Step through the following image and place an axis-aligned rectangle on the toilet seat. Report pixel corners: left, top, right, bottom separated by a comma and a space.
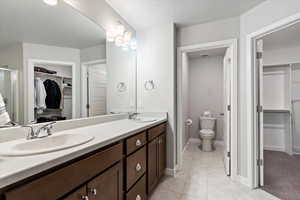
199, 129, 214, 137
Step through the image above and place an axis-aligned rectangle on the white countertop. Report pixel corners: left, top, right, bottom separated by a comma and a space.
0, 117, 167, 189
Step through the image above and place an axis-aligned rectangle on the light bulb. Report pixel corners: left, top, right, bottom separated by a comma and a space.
107, 30, 115, 42
106, 25, 117, 42
116, 24, 125, 36
43, 0, 58, 6
115, 36, 124, 47
123, 31, 132, 43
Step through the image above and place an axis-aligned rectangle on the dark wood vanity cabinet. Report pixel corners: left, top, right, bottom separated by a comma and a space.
158, 134, 167, 179
62, 186, 87, 200
147, 137, 158, 193
63, 162, 123, 200
147, 124, 167, 194
2, 122, 167, 200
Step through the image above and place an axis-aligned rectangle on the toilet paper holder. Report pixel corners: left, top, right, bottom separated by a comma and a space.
185, 119, 193, 126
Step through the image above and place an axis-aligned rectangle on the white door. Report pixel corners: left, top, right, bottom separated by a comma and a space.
87, 63, 107, 116
223, 47, 232, 176
256, 39, 264, 186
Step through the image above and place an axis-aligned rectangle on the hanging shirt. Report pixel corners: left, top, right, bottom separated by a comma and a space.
34, 78, 47, 112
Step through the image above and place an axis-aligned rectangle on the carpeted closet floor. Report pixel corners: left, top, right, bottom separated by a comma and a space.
263, 150, 300, 200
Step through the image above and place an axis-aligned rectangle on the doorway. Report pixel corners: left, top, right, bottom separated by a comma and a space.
253, 19, 300, 200
177, 39, 238, 179
81, 59, 107, 117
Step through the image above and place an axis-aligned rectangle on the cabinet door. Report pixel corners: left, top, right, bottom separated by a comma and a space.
87, 162, 123, 200
147, 138, 158, 194
62, 186, 87, 200
158, 134, 167, 178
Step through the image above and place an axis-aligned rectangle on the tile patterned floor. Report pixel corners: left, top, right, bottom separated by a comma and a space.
149, 141, 280, 200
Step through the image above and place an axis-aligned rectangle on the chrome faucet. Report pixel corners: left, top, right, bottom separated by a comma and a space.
23, 122, 56, 140
128, 112, 139, 120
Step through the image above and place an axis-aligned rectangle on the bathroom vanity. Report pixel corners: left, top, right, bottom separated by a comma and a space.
0, 120, 167, 200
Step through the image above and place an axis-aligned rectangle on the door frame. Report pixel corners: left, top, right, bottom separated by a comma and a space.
27, 59, 76, 123
177, 39, 238, 180
81, 59, 106, 117
246, 12, 300, 188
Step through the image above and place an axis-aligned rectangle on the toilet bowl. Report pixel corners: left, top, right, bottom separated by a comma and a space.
199, 112, 216, 152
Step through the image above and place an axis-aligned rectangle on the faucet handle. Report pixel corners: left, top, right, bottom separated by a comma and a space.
42, 122, 56, 135
22, 125, 36, 139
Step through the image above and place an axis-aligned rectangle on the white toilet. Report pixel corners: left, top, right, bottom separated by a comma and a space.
199, 111, 216, 152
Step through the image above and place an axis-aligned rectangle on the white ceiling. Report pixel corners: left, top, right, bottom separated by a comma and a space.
263, 22, 300, 50
106, 0, 265, 30
0, 0, 106, 50
188, 48, 226, 59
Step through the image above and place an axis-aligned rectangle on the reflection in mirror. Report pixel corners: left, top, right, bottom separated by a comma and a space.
0, 0, 136, 126
0, 68, 18, 127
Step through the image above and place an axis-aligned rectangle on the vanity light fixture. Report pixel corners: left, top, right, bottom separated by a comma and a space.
106, 23, 136, 51
43, 0, 58, 6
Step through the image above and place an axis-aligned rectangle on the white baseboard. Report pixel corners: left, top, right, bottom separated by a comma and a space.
165, 168, 176, 176
293, 146, 300, 153
264, 146, 284, 152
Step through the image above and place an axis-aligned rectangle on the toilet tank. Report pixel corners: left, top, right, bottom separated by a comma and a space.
200, 117, 216, 129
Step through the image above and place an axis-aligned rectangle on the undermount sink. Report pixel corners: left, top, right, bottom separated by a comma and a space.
0, 133, 94, 156
133, 117, 158, 123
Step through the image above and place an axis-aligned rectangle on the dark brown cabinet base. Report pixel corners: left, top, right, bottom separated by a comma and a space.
1, 122, 167, 200
147, 124, 167, 195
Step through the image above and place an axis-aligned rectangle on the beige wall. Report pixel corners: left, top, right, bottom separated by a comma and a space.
137, 23, 176, 169
188, 55, 224, 140
177, 17, 240, 47
239, 0, 300, 180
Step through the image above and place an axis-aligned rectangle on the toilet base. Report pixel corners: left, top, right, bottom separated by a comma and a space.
202, 139, 213, 152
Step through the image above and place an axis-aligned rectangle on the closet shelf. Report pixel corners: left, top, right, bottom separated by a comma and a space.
35, 71, 72, 79
263, 64, 290, 68
263, 108, 290, 113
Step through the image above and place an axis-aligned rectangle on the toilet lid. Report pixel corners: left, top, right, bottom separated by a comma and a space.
200, 129, 214, 136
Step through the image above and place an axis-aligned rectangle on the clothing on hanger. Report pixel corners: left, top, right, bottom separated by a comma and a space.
43, 79, 62, 109
34, 77, 47, 114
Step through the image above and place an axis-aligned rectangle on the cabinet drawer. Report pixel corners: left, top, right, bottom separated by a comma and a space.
126, 146, 146, 190
148, 123, 166, 141
126, 131, 146, 155
126, 175, 146, 200
5, 143, 123, 200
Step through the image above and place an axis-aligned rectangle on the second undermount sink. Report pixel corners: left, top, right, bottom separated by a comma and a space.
133, 117, 158, 123
0, 133, 94, 156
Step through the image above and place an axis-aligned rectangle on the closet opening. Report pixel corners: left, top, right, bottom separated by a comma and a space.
28, 59, 76, 124
177, 39, 238, 179
254, 20, 300, 199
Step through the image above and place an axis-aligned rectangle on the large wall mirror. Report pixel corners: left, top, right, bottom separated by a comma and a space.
0, 0, 137, 126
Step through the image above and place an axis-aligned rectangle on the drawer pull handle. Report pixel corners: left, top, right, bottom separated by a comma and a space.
136, 163, 142, 172
136, 139, 142, 146
89, 188, 97, 196
81, 195, 89, 200
136, 194, 142, 200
